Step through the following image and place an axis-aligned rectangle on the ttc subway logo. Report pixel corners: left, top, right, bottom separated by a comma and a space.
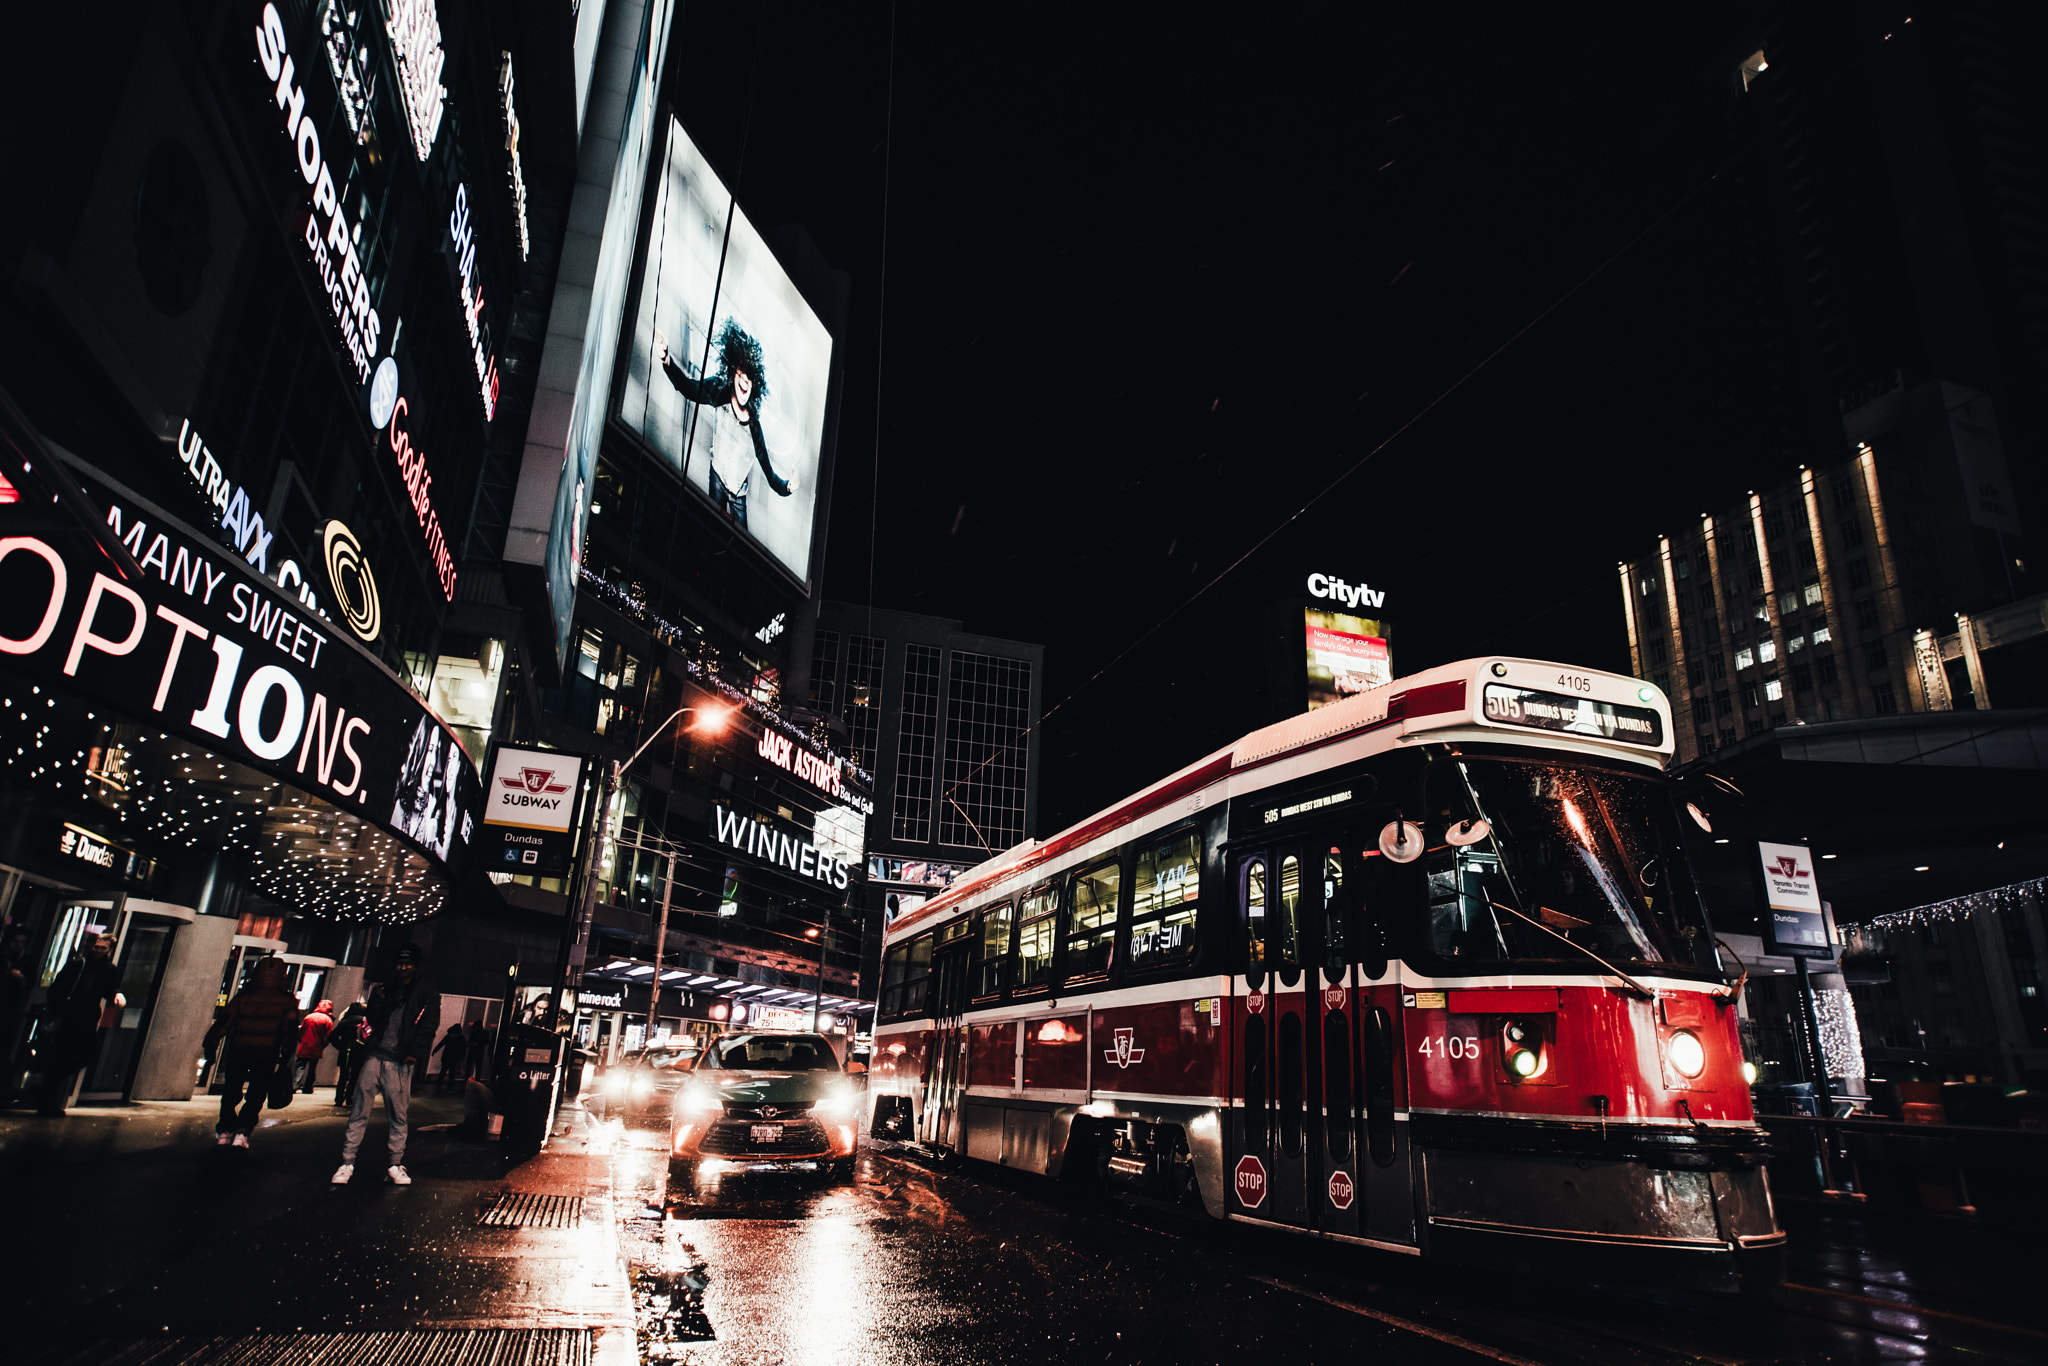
1771, 855, 1811, 880
503, 767, 571, 795
1103, 1027, 1146, 1069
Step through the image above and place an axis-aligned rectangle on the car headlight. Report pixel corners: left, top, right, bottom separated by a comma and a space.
679, 1084, 722, 1116
1667, 1030, 1706, 1079
816, 1084, 857, 1119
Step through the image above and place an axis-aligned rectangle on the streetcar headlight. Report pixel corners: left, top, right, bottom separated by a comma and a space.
1741, 1060, 1758, 1085
1667, 1030, 1706, 1079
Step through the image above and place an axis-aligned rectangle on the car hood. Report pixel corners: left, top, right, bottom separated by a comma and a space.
696, 1070, 841, 1107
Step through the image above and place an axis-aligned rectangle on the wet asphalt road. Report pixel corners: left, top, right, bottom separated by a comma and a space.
607, 1116, 2048, 1366
4, 1096, 2043, 1364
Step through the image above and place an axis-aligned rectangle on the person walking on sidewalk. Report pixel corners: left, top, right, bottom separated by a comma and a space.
431, 1023, 466, 1093
330, 1000, 369, 1109
294, 999, 334, 1093
332, 946, 437, 1186
0, 922, 35, 1107
202, 956, 301, 1147
31, 932, 123, 1115
465, 1021, 491, 1084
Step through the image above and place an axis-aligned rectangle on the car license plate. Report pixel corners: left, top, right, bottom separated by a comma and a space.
750, 1124, 783, 1143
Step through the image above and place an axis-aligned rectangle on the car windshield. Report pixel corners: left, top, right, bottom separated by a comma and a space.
706, 1034, 839, 1071
1424, 756, 1720, 975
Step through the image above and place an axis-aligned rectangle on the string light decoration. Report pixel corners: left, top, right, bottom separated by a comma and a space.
1811, 986, 1866, 1086
1866, 876, 2047, 935
0, 689, 449, 924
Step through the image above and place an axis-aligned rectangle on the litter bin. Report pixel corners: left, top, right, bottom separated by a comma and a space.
500, 1024, 563, 1151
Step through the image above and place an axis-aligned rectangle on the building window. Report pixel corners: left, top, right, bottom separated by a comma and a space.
1714, 690, 1732, 717
841, 634, 884, 766
1872, 680, 1897, 713
1817, 654, 1838, 685
1764, 507, 1784, 539
1855, 599, 1879, 632
1793, 662, 1813, 693
1764, 676, 1783, 702
1843, 520, 1864, 549
1130, 830, 1201, 971
1688, 661, 1707, 687
940, 651, 1033, 850
973, 902, 1013, 1000
1676, 559, 1691, 581
892, 644, 943, 842
1735, 646, 1754, 671
1699, 732, 1717, 754
1015, 885, 1058, 991
1649, 639, 1667, 666
1063, 861, 1121, 983
1638, 575, 1658, 598
1743, 683, 1759, 709
1788, 634, 1805, 654
1758, 638, 1777, 663
1803, 581, 1823, 606
1693, 698, 1711, 725
1753, 597, 1770, 622
1866, 640, 1887, 669
809, 630, 840, 712
1813, 624, 1832, 644
1719, 728, 1737, 748
1653, 672, 1671, 695
1704, 614, 1720, 643
1832, 477, 1855, 511
1710, 652, 1726, 680
1776, 589, 1799, 616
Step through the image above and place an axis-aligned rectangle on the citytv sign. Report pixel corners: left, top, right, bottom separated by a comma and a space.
1306, 573, 1386, 610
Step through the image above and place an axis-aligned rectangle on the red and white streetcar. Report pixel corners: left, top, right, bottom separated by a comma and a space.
867, 657, 1783, 1283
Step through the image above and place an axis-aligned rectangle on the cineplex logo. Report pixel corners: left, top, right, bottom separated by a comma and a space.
0, 510, 372, 803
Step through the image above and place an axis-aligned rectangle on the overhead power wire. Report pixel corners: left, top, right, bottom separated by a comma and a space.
865, 0, 899, 649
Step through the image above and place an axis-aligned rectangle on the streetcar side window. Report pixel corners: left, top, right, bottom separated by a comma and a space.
973, 902, 1013, 1001
880, 942, 910, 1017
1275, 854, 1303, 981
1063, 860, 1122, 984
1245, 859, 1268, 984
1320, 845, 1345, 976
1130, 831, 1200, 972
900, 934, 935, 1014
1016, 885, 1058, 992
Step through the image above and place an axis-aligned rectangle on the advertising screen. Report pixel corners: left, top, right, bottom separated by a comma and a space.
1305, 609, 1391, 710
542, 0, 674, 672
615, 119, 834, 584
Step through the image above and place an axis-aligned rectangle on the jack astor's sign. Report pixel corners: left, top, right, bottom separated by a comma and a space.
0, 457, 480, 875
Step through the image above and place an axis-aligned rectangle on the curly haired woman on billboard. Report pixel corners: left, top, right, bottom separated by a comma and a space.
654, 319, 796, 528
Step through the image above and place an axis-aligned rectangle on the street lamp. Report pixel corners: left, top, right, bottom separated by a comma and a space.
555, 703, 731, 1020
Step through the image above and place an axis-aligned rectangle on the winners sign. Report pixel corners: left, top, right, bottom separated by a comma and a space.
481, 745, 584, 876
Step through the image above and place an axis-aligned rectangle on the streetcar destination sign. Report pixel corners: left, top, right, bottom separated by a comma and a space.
1480, 683, 1663, 748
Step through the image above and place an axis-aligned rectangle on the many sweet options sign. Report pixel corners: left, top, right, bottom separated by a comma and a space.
0, 462, 479, 876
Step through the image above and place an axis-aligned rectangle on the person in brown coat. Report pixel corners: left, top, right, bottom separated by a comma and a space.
203, 956, 301, 1147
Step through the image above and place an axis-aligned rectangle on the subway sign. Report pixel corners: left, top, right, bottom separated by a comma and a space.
0, 460, 480, 874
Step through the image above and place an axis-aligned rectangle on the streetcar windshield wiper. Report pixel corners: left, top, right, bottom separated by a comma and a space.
1488, 900, 1656, 1000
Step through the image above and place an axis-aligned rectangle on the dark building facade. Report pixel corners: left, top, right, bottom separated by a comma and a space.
811, 604, 1043, 988
0, 0, 600, 1099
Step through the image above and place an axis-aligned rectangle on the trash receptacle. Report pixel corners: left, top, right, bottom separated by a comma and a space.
500, 1024, 562, 1151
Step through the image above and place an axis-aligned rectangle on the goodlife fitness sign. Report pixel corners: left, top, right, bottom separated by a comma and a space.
480, 745, 583, 876
0, 459, 479, 875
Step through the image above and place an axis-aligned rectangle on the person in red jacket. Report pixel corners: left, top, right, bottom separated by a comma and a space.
203, 956, 301, 1147
295, 999, 334, 1094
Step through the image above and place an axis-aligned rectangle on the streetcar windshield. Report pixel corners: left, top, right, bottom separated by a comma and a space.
1425, 757, 1719, 975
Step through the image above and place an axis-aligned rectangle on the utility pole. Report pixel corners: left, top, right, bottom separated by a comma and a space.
809, 920, 829, 1033
649, 848, 677, 1042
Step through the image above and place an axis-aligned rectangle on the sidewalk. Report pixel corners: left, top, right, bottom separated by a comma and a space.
2, 1092, 633, 1365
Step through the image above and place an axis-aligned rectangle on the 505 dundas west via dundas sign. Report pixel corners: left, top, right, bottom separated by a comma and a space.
0, 460, 481, 875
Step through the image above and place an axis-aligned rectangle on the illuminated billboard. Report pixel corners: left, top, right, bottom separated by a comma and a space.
1305, 609, 1391, 710
615, 119, 835, 585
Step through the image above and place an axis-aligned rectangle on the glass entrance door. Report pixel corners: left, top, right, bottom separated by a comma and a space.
80, 922, 175, 1100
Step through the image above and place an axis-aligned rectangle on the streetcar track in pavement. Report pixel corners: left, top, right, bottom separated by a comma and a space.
1782, 1281, 2048, 1340
1250, 1274, 1556, 1366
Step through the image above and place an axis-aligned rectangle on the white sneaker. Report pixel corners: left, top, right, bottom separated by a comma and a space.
231, 1133, 250, 1149
331, 1163, 354, 1185
215, 1132, 233, 1146
386, 1165, 412, 1185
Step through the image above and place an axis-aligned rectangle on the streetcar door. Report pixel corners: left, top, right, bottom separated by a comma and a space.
1231, 847, 1312, 1226
922, 927, 973, 1149
1312, 841, 1361, 1236
1354, 827, 1418, 1246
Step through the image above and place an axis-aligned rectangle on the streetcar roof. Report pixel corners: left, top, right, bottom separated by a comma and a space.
885, 657, 1671, 941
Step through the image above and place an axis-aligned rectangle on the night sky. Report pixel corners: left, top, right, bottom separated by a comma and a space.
668, 2, 1802, 833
